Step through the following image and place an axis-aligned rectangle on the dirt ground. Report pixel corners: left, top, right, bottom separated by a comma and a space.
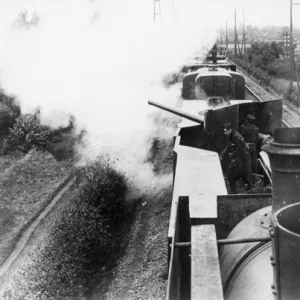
0, 150, 72, 268
88, 131, 175, 300
89, 184, 173, 300
0, 177, 76, 297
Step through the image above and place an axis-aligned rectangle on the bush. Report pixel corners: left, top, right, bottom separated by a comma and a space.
0, 92, 21, 135
3, 112, 85, 161
10, 157, 128, 300
0, 92, 21, 119
283, 82, 300, 107
229, 55, 272, 86
78, 157, 128, 231
3, 112, 52, 153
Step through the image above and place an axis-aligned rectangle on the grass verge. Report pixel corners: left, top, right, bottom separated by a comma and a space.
0, 149, 73, 267
2, 156, 129, 300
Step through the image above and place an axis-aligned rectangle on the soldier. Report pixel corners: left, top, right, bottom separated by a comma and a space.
239, 114, 259, 173
220, 122, 253, 194
211, 44, 218, 64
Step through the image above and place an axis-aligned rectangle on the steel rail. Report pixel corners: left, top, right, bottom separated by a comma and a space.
228, 58, 291, 128
245, 84, 264, 102
230, 61, 291, 128
282, 119, 291, 128
245, 85, 290, 128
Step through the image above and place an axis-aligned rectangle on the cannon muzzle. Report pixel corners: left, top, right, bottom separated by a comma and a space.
148, 100, 204, 124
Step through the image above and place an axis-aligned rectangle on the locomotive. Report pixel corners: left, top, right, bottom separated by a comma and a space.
148, 56, 299, 299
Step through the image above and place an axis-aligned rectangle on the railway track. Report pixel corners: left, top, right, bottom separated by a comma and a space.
227, 58, 291, 128
245, 84, 290, 128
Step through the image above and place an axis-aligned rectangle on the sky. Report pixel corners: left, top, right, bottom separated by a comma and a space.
174, 0, 293, 28
0, 0, 294, 139
0, 0, 295, 29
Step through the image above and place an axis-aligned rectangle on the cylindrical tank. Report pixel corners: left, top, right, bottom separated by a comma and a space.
262, 127, 300, 214
220, 207, 273, 300
272, 202, 300, 300
221, 128, 300, 299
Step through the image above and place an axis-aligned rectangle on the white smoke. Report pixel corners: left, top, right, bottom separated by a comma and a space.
0, 0, 217, 196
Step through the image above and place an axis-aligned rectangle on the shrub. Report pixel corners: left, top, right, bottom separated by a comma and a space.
283, 82, 300, 107
0, 92, 21, 119
3, 112, 52, 153
0, 92, 21, 136
3, 112, 85, 161
10, 157, 128, 300
229, 55, 272, 86
46, 117, 86, 161
78, 157, 128, 231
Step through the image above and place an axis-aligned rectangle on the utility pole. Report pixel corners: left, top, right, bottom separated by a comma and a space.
220, 27, 223, 45
290, 0, 300, 101
290, 0, 294, 78
234, 7, 237, 56
226, 22, 228, 50
243, 9, 246, 56
154, 0, 161, 22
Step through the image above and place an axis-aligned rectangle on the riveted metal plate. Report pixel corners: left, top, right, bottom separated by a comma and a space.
260, 211, 272, 229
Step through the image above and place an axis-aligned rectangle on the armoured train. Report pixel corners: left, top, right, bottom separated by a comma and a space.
148, 56, 300, 299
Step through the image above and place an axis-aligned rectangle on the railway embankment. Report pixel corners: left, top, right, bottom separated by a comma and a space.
0, 150, 74, 296
0, 91, 177, 299
229, 57, 300, 127
89, 184, 172, 300
0, 153, 134, 300
88, 130, 175, 300
0, 150, 74, 269
0, 137, 175, 299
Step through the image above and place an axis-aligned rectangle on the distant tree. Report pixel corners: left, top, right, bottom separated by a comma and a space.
270, 41, 283, 59
281, 26, 289, 36
247, 41, 283, 69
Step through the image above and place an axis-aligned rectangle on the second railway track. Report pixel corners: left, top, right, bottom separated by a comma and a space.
228, 58, 292, 127
245, 84, 290, 128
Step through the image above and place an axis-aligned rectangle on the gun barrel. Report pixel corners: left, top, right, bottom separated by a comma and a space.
148, 100, 204, 124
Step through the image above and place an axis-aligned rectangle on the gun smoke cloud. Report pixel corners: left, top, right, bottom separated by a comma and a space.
0, 0, 217, 197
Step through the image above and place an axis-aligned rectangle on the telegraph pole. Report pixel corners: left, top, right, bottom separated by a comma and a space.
234, 7, 237, 56
226, 22, 228, 50
243, 9, 246, 56
220, 27, 223, 45
154, 0, 161, 22
290, 0, 294, 78
290, 0, 300, 99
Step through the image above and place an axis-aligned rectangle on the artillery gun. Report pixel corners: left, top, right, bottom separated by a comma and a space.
148, 98, 300, 300
149, 98, 281, 167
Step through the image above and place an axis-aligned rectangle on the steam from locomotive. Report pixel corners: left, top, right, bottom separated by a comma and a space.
0, 0, 217, 194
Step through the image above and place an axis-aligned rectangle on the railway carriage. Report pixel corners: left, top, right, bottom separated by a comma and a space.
148, 54, 299, 299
